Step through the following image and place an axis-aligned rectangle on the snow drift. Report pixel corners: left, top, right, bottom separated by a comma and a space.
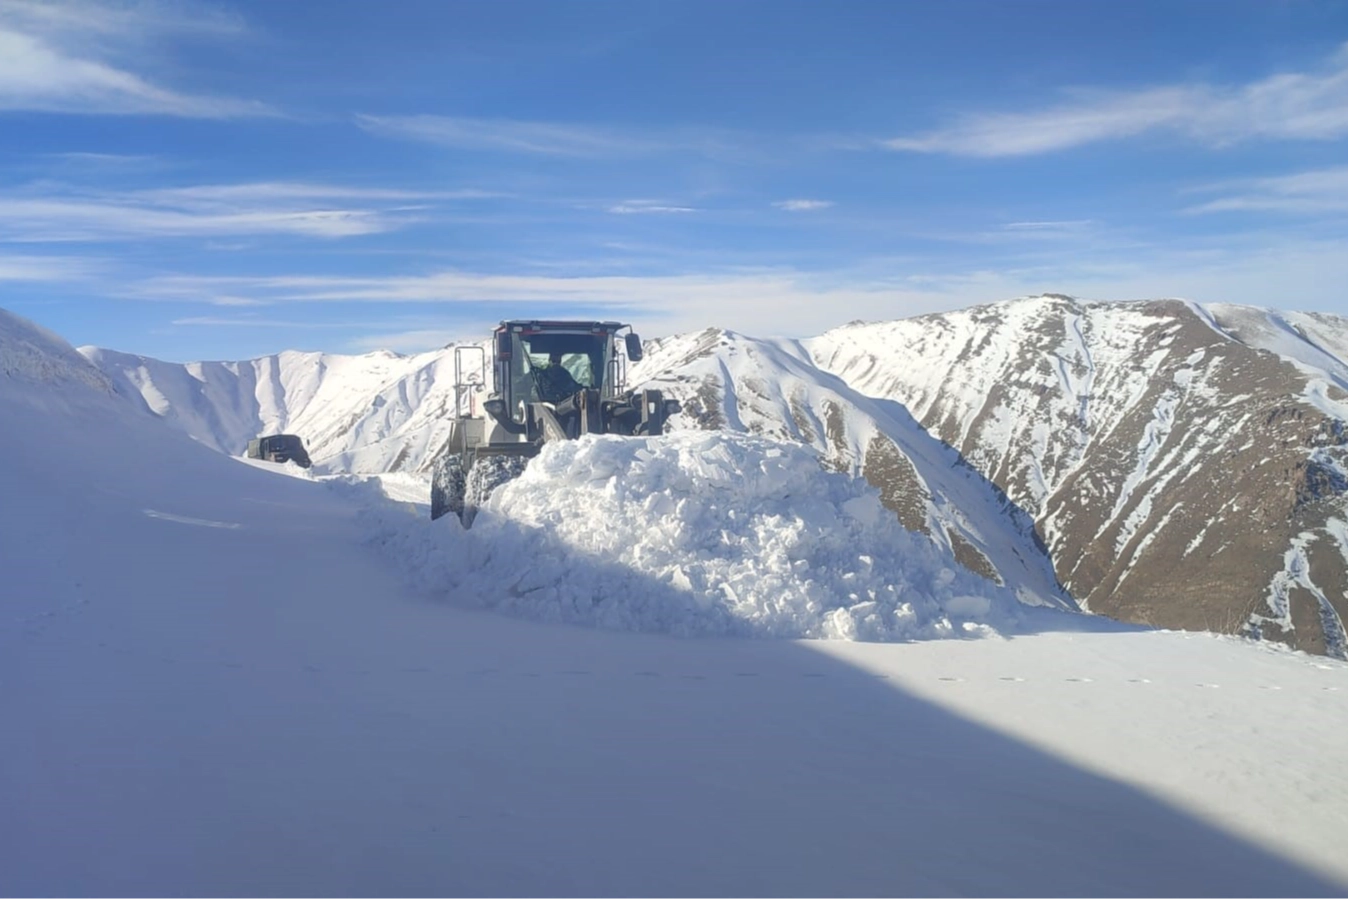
367, 431, 1059, 640
2, 308, 117, 400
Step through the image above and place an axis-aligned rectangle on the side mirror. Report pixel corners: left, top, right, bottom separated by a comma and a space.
625, 332, 643, 362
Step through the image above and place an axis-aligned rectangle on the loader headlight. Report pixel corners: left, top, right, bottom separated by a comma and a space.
483, 398, 506, 418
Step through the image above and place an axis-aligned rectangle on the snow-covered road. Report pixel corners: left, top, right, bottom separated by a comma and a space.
7, 540, 1347, 896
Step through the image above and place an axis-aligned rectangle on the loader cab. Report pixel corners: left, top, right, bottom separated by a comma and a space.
433, 318, 675, 523
491, 321, 636, 423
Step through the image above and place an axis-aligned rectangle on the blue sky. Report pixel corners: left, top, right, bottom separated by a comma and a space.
1, 0, 1347, 361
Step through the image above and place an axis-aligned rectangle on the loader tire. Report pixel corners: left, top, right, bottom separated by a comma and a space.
430, 451, 467, 522
461, 454, 530, 528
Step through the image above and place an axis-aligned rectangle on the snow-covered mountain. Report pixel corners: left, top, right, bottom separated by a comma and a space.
79, 344, 471, 474
80, 295, 1348, 656
809, 295, 1348, 657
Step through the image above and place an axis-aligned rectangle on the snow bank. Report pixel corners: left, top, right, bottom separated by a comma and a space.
1, 308, 117, 400
368, 431, 1030, 640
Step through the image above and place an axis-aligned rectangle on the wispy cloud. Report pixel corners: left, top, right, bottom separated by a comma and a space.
354, 114, 658, 157
0, 199, 398, 240
130, 268, 979, 342
0, 0, 245, 38
41, 151, 164, 168
206, 295, 268, 307
0, 0, 273, 117
124, 226, 1348, 351
985, 220, 1103, 243
354, 113, 753, 160
136, 268, 877, 307
772, 199, 833, 212
347, 328, 478, 354
171, 316, 370, 328
0, 252, 98, 280
606, 200, 696, 215
138, 183, 501, 204
885, 42, 1348, 157
1183, 166, 1348, 215
1002, 220, 1094, 231
0, 181, 477, 241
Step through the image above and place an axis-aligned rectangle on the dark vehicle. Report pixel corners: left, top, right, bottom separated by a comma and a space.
431, 320, 679, 526
246, 434, 312, 468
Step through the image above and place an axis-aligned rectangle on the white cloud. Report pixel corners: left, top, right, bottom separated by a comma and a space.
885, 42, 1348, 156
124, 229, 1348, 350
138, 183, 500, 204
129, 268, 1016, 341
169, 312, 481, 352
607, 200, 696, 215
171, 316, 368, 328
0, 181, 467, 241
353, 113, 753, 160
354, 114, 657, 157
0, 0, 272, 117
42, 151, 163, 168
0, 198, 398, 239
973, 220, 1103, 244
347, 328, 481, 353
0, 0, 245, 38
772, 199, 834, 212
1049, 237, 1348, 313
0, 252, 98, 280
1002, 220, 1094, 231
1184, 166, 1348, 215
206, 295, 268, 307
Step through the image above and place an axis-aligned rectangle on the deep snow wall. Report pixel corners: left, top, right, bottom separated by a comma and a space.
362, 431, 1074, 639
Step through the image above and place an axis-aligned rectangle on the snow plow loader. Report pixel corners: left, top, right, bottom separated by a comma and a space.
246, 433, 312, 468
430, 320, 680, 526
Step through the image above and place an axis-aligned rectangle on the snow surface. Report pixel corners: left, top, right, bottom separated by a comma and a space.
364, 430, 1058, 640
6, 306, 1348, 896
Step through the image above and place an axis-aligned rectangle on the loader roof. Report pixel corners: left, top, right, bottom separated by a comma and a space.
497, 319, 628, 332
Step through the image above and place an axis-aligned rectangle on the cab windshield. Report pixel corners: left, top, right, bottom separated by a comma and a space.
522, 334, 603, 389
503, 330, 613, 407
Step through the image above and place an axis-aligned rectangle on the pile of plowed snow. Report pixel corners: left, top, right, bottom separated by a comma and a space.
369, 431, 1035, 640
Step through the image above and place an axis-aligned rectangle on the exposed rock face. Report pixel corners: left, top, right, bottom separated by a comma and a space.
809, 296, 1348, 657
